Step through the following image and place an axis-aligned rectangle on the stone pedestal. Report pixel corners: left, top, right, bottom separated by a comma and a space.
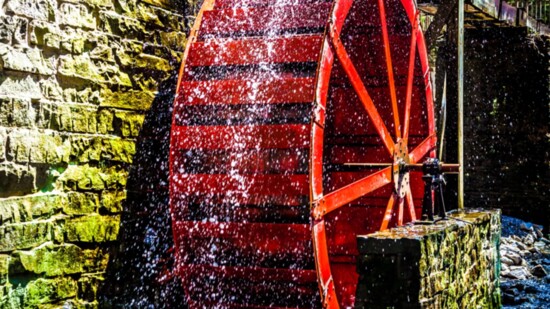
356, 209, 501, 308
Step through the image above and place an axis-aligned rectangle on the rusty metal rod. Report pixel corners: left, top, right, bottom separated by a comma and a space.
343, 163, 460, 173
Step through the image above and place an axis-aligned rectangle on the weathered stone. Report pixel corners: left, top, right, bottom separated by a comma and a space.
133, 3, 165, 27
97, 109, 114, 134
62, 87, 100, 104
0, 44, 54, 75
101, 166, 128, 189
13, 98, 36, 127
100, 88, 155, 110
0, 255, 8, 285
531, 264, 547, 277
24, 277, 78, 306
0, 16, 28, 46
507, 251, 523, 265
69, 136, 101, 162
99, 11, 147, 38
59, 3, 96, 30
0, 0, 186, 304
78, 274, 103, 302
57, 165, 105, 191
15, 242, 84, 277
29, 20, 62, 49
68, 136, 135, 163
64, 192, 98, 215
0, 98, 38, 128
82, 248, 109, 272
100, 191, 125, 213
121, 39, 143, 54
81, 0, 113, 7
7, 130, 70, 164
0, 194, 64, 224
0, 74, 43, 100
159, 31, 186, 51
356, 210, 501, 308
524, 234, 535, 246
140, 0, 172, 8
39, 78, 63, 102
71, 105, 98, 133
0, 16, 14, 44
57, 54, 104, 84
0, 162, 36, 197
0, 221, 51, 252
506, 266, 530, 280
101, 138, 136, 163
1, 285, 25, 308
118, 52, 172, 72
65, 214, 120, 242
0, 127, 6, 161
4, 0, 56, 21
501, 255, 514, 266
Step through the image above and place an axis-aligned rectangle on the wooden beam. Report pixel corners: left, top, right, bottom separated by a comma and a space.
425, 0, 459, 50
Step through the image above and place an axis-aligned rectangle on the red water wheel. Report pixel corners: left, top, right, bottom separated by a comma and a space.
169, 0, 436, 307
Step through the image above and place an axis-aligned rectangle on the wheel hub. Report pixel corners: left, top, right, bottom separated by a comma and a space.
392, 139, 409, 199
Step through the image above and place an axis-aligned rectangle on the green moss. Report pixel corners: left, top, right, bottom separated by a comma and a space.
65, 214, 120, 243
0, 222, 52, 251
15, 242, 84, 277
24, 277, 77, 306
0, 255, 8, 285
63, 192, 98, 215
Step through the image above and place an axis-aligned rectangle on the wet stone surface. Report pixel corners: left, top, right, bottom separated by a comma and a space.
356, 209, 501, 308
500, 216, 550, 308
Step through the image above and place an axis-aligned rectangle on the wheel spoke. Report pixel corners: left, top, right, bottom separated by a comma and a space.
403, 14, 419, 140
397, 197, 404, 225
405, 185, 417, 221
330, 32, 396, 155
380, 194, 395, 231
408, 134, 436, 163
313, 167, 392, 219
378, 0, 401, 139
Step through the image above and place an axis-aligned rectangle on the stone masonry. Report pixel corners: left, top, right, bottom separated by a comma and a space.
356, 209, 501, 308
0, 0, 192, 307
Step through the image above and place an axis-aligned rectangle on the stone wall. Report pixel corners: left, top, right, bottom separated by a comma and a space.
0, 0, 191, 306
356, 209, 501, 308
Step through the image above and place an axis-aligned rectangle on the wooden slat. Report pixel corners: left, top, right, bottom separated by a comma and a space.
187, 35, 323, 67
184, 264, 317, 283
179, 234, 313, 268
176, 220, 310, 240
178, 77, 315, 105
185, 271, 320, 308
172, 174, 309, 196
175, 148, 308, 174
200, 3, 330, 37
172, 124, 310, 150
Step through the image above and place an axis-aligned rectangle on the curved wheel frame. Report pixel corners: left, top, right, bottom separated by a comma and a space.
309, 0, 435, 306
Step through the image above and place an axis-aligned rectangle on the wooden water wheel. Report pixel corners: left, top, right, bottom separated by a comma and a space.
169, 0, 436, 307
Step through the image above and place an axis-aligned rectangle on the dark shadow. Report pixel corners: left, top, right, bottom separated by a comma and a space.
98, 72, 186, 308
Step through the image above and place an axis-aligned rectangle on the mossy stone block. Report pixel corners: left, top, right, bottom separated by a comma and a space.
24, 277, 77, 306
0, 255, 8, 285
65, 214, 120, 242
0, 221, 51, 252
16, 242, 84, 277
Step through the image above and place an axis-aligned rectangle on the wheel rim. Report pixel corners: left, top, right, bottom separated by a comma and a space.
169, 0, 435, 307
